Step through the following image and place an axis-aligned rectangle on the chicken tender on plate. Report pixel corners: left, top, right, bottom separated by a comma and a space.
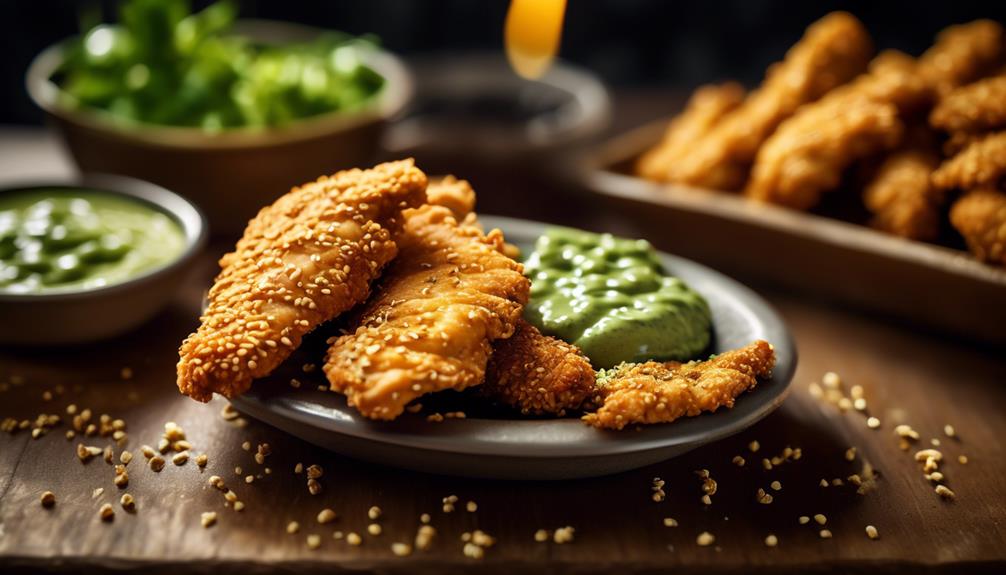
933, 131, 1006, 190
324, 205, 530, 420
426, 175, 476, 220
930, 75, 1006, 134
864, 148, 944, 240
634, 83, 746, 181
482, 320, 596, 416
949, 187, 1006, 265
918, 19, 1004, 97
745, 51, 930, 209
177, 160, 427, 402
660, 12, 872, 191
582, 340, 776, 431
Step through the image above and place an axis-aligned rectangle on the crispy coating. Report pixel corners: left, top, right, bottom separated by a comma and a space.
635, 83, 746, 181
744, 52, 930, 209
583, 340, 775, 430
930, 75, 1006, 134
864, 148, 944, 240
426, 175, 476, 220
918, 20, 1004, 97
949, 188, 1006, 265
177, 160, 427, 402
482, 320, 596, 416
661, 12, 872, 191
324, 205, 530, 420
933, 131, 1006, 190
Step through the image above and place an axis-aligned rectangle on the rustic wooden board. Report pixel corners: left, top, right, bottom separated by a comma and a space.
0, 245, 1003, 574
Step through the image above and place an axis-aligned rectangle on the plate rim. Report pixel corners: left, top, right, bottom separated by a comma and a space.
232, 215, 797, 460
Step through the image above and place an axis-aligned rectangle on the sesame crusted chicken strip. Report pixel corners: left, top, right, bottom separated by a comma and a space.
177, 160, 428, 402
918, 20, 1004, 98
662, 12, 872, 191
426, 175, 476, 220
745, 51, 930, 210
949, 188, 1006, 265
932, 131, 1006, 191
635, 83, 746, 181
583, 340, 775, 431
930, 75, 1006, 134
482, 320, 596, 416
323, 205, 530, 420
864, 148, 944, 241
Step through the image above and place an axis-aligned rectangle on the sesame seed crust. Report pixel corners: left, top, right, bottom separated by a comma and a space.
482, 320, 596, 416
324, 204, 530, 420
583, 340, 776, 430
177, 160, 428, 402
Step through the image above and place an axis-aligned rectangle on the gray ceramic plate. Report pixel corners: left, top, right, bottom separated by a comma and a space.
232, 216, 796, 480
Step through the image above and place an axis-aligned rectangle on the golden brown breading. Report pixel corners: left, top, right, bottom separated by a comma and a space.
177, 160, 427, 402
582, 340, 775, 430
324, 205, 530, 420
943, 131, 981, 156
635, 83, 746, 181
933, 131, 1006, 190
949, 188, 1006, 265
930, 75, 1006, 134
482, 320, 596, 416
426, 175, 476, 220
864, 148, 944, 240
744, 51, 931, 209
918, 20, 1005, 97
661, 12, 872, 191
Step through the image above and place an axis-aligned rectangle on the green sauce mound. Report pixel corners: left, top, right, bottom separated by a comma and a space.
524, 227, 712, 368
0, 189, 186, 294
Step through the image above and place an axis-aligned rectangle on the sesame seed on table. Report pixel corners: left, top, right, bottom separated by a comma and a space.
0, 110, 1005, 574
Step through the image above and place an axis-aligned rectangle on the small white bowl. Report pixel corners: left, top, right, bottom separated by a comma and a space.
0, 174, 207, 345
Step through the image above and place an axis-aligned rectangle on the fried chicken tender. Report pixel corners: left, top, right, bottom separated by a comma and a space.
482, 320, 596, 416
177, 160, 427, 402
426, 175, 476, 220
930, 75, 1006, 134
635, 83, 746, 181
744, 51, 929, 209
864, 148, 944, 240
949, 188, 1006, 265
583, 340, 775, 430
661, 12, 872, 191
323, 205, 530, 420
933, 131, 1006, 190
918, 20, 1005, 97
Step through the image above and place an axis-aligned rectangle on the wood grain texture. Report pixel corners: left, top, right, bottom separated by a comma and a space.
0, 244, 1003, 575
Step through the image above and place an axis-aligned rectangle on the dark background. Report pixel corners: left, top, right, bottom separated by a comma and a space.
3, 0, 1006, 124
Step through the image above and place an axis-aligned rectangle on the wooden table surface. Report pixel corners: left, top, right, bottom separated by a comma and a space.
1, 106, 1004, 574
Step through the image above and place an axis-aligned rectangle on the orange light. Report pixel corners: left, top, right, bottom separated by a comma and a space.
504, 0, 567, 79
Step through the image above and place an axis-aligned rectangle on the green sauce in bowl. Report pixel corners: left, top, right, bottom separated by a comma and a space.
0, 189, 187, 294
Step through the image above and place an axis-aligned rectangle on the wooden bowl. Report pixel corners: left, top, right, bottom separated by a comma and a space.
26, 20, 413, 237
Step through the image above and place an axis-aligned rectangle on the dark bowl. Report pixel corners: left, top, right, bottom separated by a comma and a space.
0, 174, 207, 345
26, 20, 413, 236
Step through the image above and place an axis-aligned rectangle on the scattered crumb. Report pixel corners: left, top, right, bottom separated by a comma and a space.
866, 525, 879, 540
201, 511, 217, 528
696, 531, 715, 546
765, 534, 778, 547
40, 491, 55, 508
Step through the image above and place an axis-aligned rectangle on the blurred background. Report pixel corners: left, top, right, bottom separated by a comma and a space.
4, 0, 1006, 124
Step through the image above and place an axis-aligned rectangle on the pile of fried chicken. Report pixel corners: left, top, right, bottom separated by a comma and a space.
636, 12, 1006, 267
176, 160, 775, 430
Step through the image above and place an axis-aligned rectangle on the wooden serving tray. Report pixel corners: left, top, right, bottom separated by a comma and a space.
577, 120, 1006, 347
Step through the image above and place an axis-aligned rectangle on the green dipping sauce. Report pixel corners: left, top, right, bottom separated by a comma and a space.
523, 227, 712, 368
0, 189, 186, 294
